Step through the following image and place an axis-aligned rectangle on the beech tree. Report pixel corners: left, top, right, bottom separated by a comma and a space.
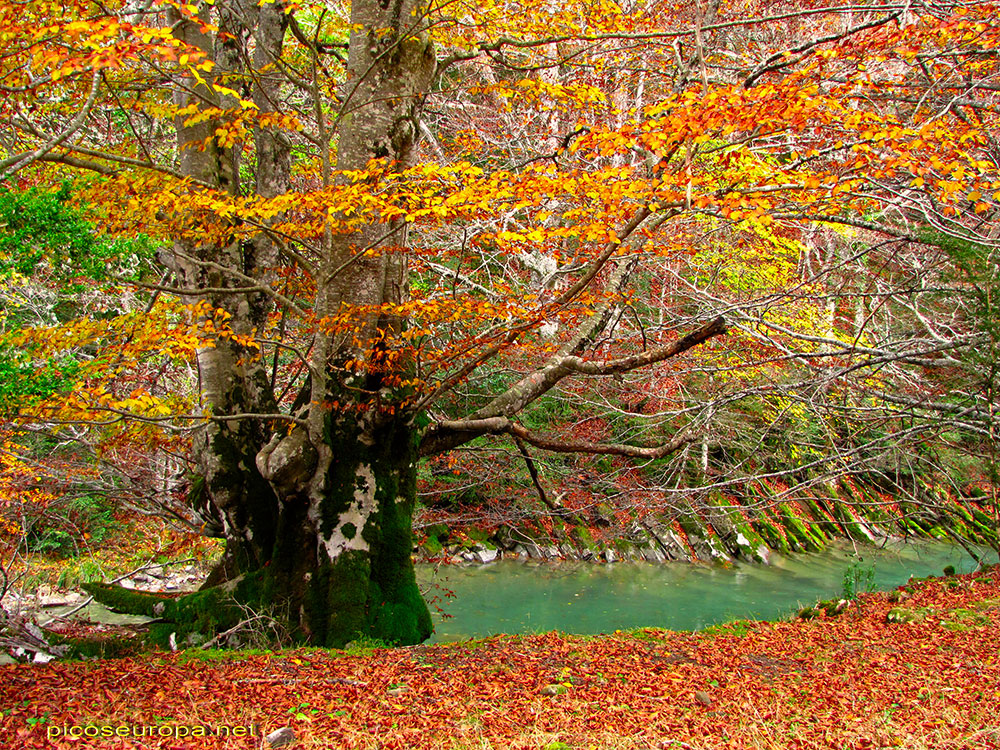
2, 0, 998, 647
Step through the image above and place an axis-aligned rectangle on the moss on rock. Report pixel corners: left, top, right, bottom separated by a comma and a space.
777, 504, 825, 552
751, 515, 789, 554
706, 498, 768, 562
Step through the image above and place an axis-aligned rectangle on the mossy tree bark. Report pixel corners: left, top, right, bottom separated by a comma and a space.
166, 1, 286, 582
256, 0, 436, 646
256, 416, 432, 646
89, 411, 432, 648
146, 0, 435, 647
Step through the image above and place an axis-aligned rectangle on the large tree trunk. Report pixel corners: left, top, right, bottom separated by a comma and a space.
257, 416, 432, 646
167, 1, 283, 582
257, 0, 437, 645
119, 0, 438, 647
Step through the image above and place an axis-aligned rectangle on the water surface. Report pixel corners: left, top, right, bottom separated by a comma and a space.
417, 541, 995, 643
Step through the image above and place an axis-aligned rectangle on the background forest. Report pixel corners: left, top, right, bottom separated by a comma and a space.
0, 0, 999, 651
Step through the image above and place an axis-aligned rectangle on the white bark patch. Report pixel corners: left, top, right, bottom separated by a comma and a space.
318, 464, 377, 558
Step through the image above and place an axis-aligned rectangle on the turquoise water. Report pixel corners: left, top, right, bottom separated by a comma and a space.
416, 541, 996, 643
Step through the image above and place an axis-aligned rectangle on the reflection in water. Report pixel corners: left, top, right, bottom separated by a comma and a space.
417, 540, 996, 643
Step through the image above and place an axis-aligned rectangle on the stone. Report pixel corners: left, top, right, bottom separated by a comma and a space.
695, 690, 712, 707
852, 518, 877, 542
887, 606, 928, 624
39, 592, 83, 608
265, 727, 295, 748
686, 533, 732, 563
706, 537, 732, 561
475, 548, 498, 564
661, 531, 688, 560
641, 546, 666, 563
797, 606, 819, 620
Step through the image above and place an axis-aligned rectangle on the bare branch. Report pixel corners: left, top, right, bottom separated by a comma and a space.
0, 70, 101, 179
425, 415, 698, 459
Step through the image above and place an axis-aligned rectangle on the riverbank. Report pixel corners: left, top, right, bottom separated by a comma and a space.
2, 565, 998, 749
414, 477, 999, 567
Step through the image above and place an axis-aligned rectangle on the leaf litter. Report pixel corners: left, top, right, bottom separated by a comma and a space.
2, 567, 999, 749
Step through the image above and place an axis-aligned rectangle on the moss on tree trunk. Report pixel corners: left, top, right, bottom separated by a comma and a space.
89, 417, 432, 649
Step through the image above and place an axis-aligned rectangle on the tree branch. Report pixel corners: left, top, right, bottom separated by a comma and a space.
419, 316, 725, 456
422, 416, 698, 459
0, 70, 101, 179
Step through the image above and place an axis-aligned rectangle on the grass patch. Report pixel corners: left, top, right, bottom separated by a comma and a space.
702, 619, 755, 638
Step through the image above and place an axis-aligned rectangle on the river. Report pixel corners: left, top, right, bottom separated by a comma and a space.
416, 540, 996, 643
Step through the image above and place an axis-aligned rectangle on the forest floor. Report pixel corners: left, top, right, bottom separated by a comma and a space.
1, 566, 999, 749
